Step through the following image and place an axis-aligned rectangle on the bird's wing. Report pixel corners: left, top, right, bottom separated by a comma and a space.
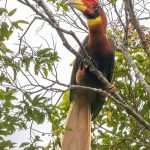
70, 36, 88, 101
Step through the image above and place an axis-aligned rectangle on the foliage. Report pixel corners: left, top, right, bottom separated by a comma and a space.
0, 0, 150, 149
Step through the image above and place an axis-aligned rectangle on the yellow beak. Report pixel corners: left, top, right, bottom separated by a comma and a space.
65, 0, 86, 13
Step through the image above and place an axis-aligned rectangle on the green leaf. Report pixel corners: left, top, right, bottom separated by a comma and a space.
24, 93, 32, 102
0, 89, 4, 100
34, 63, 40, 75
1, 55, 11, 62
18, 122, 27, 130
0, 7, 7, 16
0, 73, 10, 84
32, 95, 40, 106
15, 20, 29, 24
58, 1, 68, 11
0, 140, 16, 149
33, 135, 42, 142
58, 91, 70, 111
108, 0, 117, 5
119, 123, 126, 131
37, 48, 51, 57
42, 67, 48, 78
0, 22, 9, 40
12, 21, 23, 30
22, 56, 31, 70
8, 8, 17, 16
34, 109, 45, 124
20, 46, 27, 55
12, 20, 28, 31
19, 142, 30, 148
13, 68, 17, 80
5, 89, 16, 100
3, 22, 9, 39
3, 99, 12, 108
0, 129, 10, 136
146, 75, 150, 84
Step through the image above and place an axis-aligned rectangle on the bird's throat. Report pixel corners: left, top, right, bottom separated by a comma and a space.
87, 16, 102, 27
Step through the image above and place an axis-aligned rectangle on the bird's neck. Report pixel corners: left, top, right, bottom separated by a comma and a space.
87, 16, 102, 27
87, 16, 111, 54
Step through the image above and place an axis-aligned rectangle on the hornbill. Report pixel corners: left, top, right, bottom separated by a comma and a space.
60, 0, 115, 149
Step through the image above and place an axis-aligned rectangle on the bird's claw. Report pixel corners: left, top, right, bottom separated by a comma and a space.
106, 85, 116, 94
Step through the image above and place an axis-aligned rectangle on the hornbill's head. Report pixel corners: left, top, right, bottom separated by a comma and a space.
66, 0, 107, 28
65, 0, 101, 19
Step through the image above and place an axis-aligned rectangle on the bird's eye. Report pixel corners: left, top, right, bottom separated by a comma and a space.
93, 5, 101, 12
93, 5, 98, 11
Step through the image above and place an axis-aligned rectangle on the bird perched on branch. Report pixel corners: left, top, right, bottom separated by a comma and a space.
60, 0, 115, 149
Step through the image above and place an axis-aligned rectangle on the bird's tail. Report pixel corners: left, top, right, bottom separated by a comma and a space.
60, 94, 91, 150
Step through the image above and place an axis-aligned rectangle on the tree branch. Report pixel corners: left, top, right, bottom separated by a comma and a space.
119, 48, 150, 97
125, 0, 150, 60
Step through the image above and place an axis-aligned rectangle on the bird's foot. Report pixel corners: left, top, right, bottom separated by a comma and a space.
76, 61, 89, 84
106, 85, 116, 94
